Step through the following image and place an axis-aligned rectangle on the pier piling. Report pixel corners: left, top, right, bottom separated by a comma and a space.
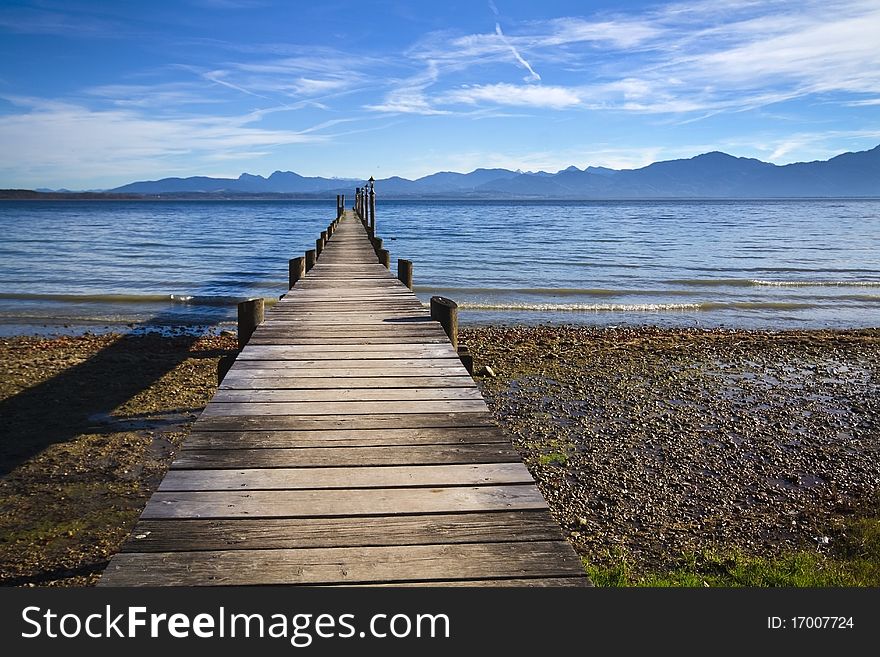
236, 298, 264, 351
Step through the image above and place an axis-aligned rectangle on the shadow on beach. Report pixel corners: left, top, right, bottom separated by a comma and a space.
0, 331, 206, 477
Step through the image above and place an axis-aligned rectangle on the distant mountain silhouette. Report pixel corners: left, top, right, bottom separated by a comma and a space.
108, 145, 880, 198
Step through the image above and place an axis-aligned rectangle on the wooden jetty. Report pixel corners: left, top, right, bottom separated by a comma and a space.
99, 196, 588, 586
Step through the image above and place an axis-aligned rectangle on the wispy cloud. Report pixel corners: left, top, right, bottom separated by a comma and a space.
442, 83, 580, 109
400, 0, 880, 116
494, 23, 541, 82
0, 96, 339, 186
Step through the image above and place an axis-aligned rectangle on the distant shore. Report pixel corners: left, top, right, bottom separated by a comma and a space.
1, 326, 878, 585
4, 189, 880, 202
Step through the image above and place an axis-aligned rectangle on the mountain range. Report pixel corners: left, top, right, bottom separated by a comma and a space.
105, 144, 879, 198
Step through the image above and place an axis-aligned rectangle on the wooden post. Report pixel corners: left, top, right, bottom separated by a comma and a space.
316, 236, 324, 258
398, 258, 413, 290
305, 248, 316, 271
321, 229, 328, 244
430, 296, 458, 349
237, 298, 264, 351
457, 346, 474, 375
373, 236, 383, 254
217, 353, 236, 384
289, 256, 304, 288
369, 183, 376, 233
378, 248, 390, 268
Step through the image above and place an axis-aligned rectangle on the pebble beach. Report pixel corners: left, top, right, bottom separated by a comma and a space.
1, 326, 879, 585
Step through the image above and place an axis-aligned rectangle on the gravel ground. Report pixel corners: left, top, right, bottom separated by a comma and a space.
462, 326, 880, 574
0, 332, 237, 586
1, 327, 878, 585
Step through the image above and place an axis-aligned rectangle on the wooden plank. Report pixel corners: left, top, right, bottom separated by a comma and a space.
242, 342, 455, 353
141, 485, 547, 519
120, 510, 565, 552
237, 344, 458, 359
199, 399, 488, 416
184, 427, 508, 449
172, 443, 519, 468
99, 541, 583, 586
229, 358, 467, 369
219, 376, 477, 390
223, 366, 469, 378
159, 463, 534, 491
192, 412, 498, 431
211, 387, 485, 403
255, 322, 444, 331
247, 335, 450, 345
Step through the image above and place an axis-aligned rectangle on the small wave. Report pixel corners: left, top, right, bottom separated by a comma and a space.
446, 300, 819, 313
0, 292, 267, 307
416, 286, 628, 297
415, 286, 702, 298
454, 301, 704, 312
668, 278, 755, 287
700, 301, 816, 310
669, 278, 880, 289
750, 280, 880, 288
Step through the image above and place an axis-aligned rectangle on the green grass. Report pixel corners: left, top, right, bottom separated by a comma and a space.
583, 515, 880, 587
537, 451, 569, 466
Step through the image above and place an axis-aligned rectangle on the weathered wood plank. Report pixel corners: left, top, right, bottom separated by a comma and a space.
184, 427, 507, 449
247, 335, 450, 345
211, 387, 485, 403
172, 443, 519, 468
223, 366, 469, 377
228, 358, 468, 370
237, 344, 458, 359
199, 399, 488, 416
159, 463, 533, 491
100, 541, 583, 586
192, 412, 497, 431
142, 485, 546, 519
219, 375, 477, 389
119, 510, 565, 553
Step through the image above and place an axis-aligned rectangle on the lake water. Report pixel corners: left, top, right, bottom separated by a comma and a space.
0, 199, 878, 335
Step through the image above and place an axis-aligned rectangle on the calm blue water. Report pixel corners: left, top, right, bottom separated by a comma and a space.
0, 199, 878, 334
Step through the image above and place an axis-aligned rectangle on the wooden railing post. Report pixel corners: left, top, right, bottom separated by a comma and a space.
369, 182, 376, 234
378, 248, 390, 268
289, 256, 305, 288
305, 248, 316, 272
237, 298, 264, 351
398, 258, 413, 290
430, 296, 458, 349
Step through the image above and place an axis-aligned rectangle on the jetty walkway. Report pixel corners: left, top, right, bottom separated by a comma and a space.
100, 203, 588, 586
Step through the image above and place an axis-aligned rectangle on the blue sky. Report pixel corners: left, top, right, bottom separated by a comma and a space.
1, 0, 879, 189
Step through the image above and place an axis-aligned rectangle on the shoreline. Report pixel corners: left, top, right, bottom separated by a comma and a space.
1, 326, 878, 585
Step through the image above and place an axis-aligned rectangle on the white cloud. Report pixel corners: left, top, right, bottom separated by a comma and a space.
442, 83, 581, 109
404, 0, 880, 117
538, 17, 662, 49
0, 97, 333, 187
